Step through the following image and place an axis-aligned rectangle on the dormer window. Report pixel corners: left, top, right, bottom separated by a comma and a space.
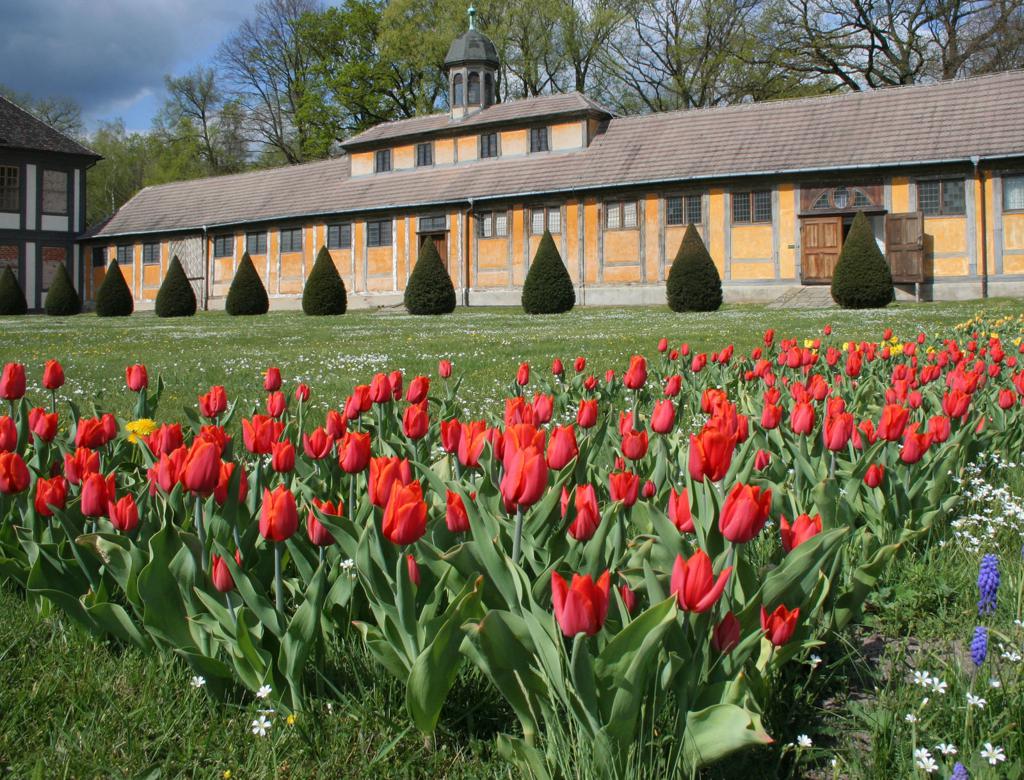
416, 142, 433, 167
452, 74, 464, 107
530, 127, 549, 153
468, 72, 481, 105
375, 149, 392, 173
480, 132, 498, 159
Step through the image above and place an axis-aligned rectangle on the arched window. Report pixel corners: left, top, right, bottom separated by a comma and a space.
484, 73, 494, 105
468, 72, 481, 105
452, 73, 464, 107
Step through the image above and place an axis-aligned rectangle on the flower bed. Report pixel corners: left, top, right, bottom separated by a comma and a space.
1, 318, 1022, 775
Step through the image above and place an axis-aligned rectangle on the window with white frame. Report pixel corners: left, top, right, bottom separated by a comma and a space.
605, 200, 638, 230
917, 179, 965, 216
732, 190, 772, 224
531, 206, 561, 235
477, 210, 509, 238
1003, 175, 1024, 212
666, 194, 702, 226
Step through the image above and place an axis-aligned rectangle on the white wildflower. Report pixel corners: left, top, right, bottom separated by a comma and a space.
980, 743, 1006, 766
796, 734, 812, 748
251, 715, 272, 737
256, 684, 272, 700
935, 743, 957, 756
966, 693, 986, 709
190, 675, 206, 689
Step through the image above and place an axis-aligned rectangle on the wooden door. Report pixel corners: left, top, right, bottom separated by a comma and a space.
421, 234, 447, 265
169, 236, 206, 309
885, 212, 924, 283
800, 216, 843, 283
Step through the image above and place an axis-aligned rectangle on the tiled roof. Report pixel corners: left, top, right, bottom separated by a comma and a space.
93, 70, 1024, 239
341, 91, 613, 148
0, 95, 100, 158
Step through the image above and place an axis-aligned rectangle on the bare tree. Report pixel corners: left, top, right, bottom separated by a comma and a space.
157, 67, 248, 173
0, 85, 84, 138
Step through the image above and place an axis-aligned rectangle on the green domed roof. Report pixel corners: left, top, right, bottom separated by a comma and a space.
444, 28, 499, 68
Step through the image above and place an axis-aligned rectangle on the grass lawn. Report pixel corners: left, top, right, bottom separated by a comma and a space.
1, 299, 1022, 778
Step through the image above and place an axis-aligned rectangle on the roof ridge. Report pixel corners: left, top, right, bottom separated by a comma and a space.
0, 94, 101, 158
604, 69, 1024, 125
128, 155, 348, 196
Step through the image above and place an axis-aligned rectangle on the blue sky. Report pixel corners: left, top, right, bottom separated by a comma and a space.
0, 0, 259, 132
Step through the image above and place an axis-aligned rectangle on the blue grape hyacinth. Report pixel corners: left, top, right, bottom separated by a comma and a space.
970, 626, 988, 667
977, 554, 999, 616
951, 762, 969, 779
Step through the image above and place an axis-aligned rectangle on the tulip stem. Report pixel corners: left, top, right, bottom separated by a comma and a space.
512, 507, 524, 566
318, 546, 325, 567
195, 495, 208, 572
349, 473, 356, 523
225, 592, 233, 611
274, 542, 284, 613
50, 389, 57, 414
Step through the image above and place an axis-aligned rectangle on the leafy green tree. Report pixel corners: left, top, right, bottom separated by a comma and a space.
44, 264, 82, 316
95, 260, 134, 317
226, 253, 270, 315
522, 230, 575, 313
155, 256, 198, 317
0, 268, 28, 315
405, 238, 456, 314
666, 223, 722, 312
303, 246, 348, 315
831, 211, 894, 309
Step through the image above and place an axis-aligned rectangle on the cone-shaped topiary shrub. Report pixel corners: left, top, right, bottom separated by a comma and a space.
225, 252, 269, 315
666, 223, 722, 312
302, 246, 347, 315
521, 230, 575, 314
0, 267, 27, 315
404, 237, 456, 315
95, 259, 134, 317
44, 263, 81, 316
831, 211, 894, 309
155, 255, 197, 317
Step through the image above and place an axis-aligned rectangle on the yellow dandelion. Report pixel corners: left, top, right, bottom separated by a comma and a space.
803, 338, 815, 349
223, 771, 232, 779
286, 713, 297, 726
125, 418, 158, 444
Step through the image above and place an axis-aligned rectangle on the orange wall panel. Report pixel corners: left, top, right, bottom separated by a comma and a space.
1004, 213, 1024, 250
352, 152, 373, 176
604, 230, 640, 265
565, 201, 580, 282
500, 130, 527, 156
477, 238, 507, 270
644, 194, 659, 282
603, 264, 640, 284
435, 138, 456, 165
551, 121, 584, 150
584, 199, 599, 283
457, 136, 477, 162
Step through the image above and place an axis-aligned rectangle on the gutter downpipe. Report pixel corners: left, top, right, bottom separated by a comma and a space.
465, 198, 473, 307
201, 225, 210, 311
971, 157, 988, 299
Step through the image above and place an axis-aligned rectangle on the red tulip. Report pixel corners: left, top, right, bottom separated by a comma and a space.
294, 383, 311, 403
28, 408, 58, 442
621, 428, 649, 461
64, 447, 99, 485
719, 483, 772, 544
75, 417, 106, 449
504, 396, 533, 427
823, 411, 853, 451
263, 366, 282, 392
242, 415, 283, 454
532, 393, 553, 425
779, 513, 822, 552
619, 582, 637, 614
80, 472, 115, 517
668, 487, 694, 532
927, 415, 951, 443
877, 404, 910, 441
551, 569, 610, 637
406, 554, 421, 586
754, 448, 771, 470
402, 400, 430, 440
438, 359, 452, 378
307, 498, 340, 546
338, 431, 372, 473
214, 460, 248, 505
574, 356, 586, 372
108, 494, 139, 532
0, 363, 26, 400
182, 439, 222, 495
0, 451, 29, 494
623, 355, 647, 389
302, 427, 334, 459
369, 373, 391, 404
382, 480, 428, 545
211, 551, 241, 593
326, 409, 347, 439
688, 427, 736, 483
42, 359, 64, 390
199, 386, 228, 418
567, 484, 601, 541
761, 604, 799, 645
270, 439, 296, 473
998, 389, 1017, 409
369, 456, 413, 508
516, 362, 530, 386
152, 447, 187, 493
0, 415, 15, 451
34, 475, 67, 517
125, 364, 148, 392
440, 418, 461, 453
266, 391, 286, 418
790, 401, 816, 435
446, 489, 470, 533
147, 423, 183, 456
712, 612, 741, 654
388, 370, 403, 400
576, 399, 598, 429
500, 445, 548, 512
863, 463, 885, 488
651, 399, 675, 434
457, 420, 488, 468
546, 425, 578, 470
609, 470, 640, 507
259, 485, 298, 542
199, 424, 230, 455
664, 375, 682, 396
552, 358, 564, 376
406, 375, 430, 404
900, 423, 932, 464
671, 549, 732, 613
